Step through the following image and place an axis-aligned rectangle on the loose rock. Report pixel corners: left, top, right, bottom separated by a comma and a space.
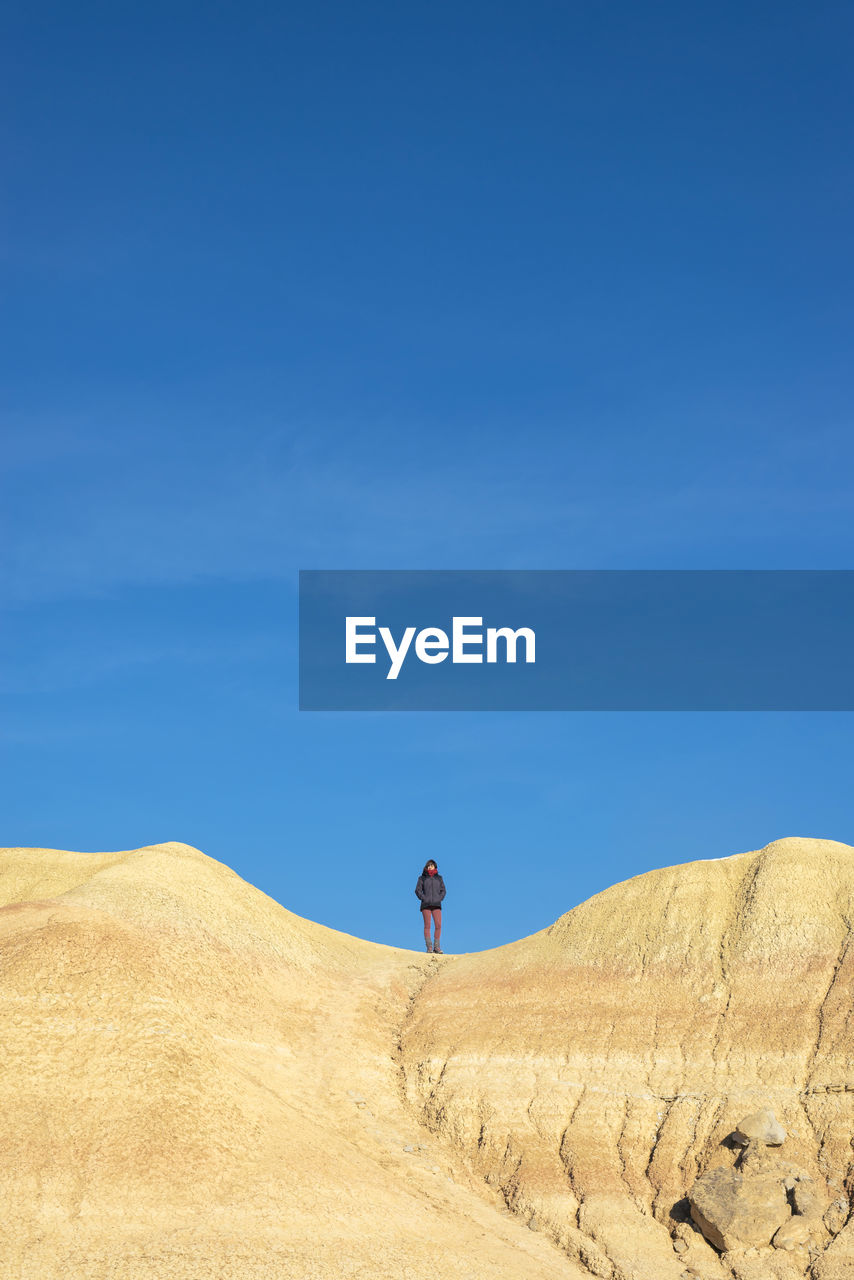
824, 1199, 849, 1235
772, 1214, 817, 1250
792, 1178, 821, 1217
689, 1164, 791, 1251
732, 1108, 786, 1147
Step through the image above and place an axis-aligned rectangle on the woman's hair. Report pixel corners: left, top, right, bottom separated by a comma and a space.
422, 860, 438, 874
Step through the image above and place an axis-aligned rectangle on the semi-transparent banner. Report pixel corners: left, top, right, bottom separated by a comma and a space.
299, 570, 854, 711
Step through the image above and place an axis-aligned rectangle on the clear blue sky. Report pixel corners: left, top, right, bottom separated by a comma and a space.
2, 1, 853, 951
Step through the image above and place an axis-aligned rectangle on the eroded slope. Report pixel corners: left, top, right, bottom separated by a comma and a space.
0, 842, 582, 1280
400, 837, 854, 1280
4, 837, 854, 1280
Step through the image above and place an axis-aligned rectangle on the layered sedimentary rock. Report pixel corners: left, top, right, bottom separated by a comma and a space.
0, 842, 580, 1280
400, 837, 854, 1280
1, 837, 854, 1280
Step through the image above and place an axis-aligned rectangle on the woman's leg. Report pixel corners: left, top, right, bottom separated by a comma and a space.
431, 908, 442, 946
423, 910, 432, 947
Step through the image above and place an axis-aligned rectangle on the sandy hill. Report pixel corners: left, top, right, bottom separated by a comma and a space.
1, 837, 854, 1280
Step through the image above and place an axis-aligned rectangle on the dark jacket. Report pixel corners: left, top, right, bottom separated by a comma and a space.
415, 872, 446, 909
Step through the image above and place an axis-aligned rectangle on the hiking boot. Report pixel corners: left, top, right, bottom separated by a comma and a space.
425, 940, 433, 953
433, 943, 443, 954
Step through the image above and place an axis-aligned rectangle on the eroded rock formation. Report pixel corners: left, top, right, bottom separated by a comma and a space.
688, 1113, 826, 1261
1, 836, 854, 1279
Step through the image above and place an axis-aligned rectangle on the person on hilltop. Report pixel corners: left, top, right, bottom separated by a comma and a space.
415, 859, 446, 954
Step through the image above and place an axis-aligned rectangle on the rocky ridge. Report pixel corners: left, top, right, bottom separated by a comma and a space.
1, 836, 853, 1280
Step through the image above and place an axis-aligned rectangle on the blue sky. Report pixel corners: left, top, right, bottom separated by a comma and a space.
2, 1, 853, 951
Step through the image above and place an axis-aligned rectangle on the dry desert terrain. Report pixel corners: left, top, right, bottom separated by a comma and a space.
2, 836, 854, 1280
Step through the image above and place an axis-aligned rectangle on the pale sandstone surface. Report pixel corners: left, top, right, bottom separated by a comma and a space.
2, 837, 854, 1280
0, 843, 582, 1280
401, 837, 854, 1278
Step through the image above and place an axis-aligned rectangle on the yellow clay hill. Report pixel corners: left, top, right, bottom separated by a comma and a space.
2, 837, 853, 1280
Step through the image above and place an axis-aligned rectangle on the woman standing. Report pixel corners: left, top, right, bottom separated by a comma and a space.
415, 860, 446, 953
